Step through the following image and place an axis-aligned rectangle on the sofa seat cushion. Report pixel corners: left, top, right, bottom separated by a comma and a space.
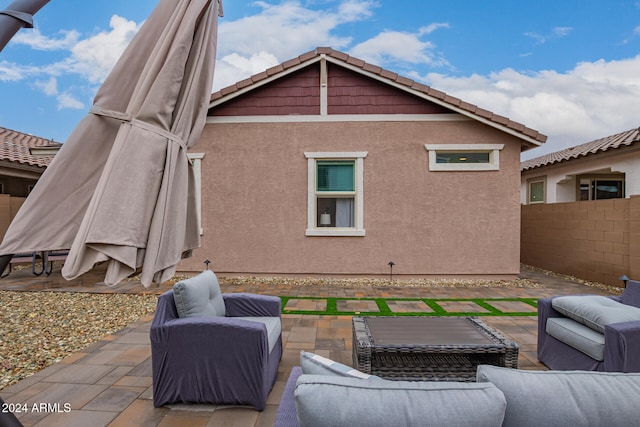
551, 295, 640, 333
477, 365, 640, 427
172, 270, 226, 318
234, 316, 281, 353
295, 374, 506, 427
546, 317, 605, 361
300, 350, 377, 379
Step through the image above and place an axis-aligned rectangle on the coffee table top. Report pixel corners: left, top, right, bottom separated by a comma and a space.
352, 316, 519, 381
366, 317, 496, 346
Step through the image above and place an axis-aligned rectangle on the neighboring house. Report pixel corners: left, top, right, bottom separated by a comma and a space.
0, 126, 61, 239
180, 47, 546, 279
0, 126, 60, 197
521, 127, 640, 204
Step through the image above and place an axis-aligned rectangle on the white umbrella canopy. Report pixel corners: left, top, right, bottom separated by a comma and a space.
0, 0, 223, 287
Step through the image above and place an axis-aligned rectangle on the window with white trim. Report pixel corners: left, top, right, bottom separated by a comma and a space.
305, 152, 367, 236
424, 144, 504, 171
528, 178, 545, 204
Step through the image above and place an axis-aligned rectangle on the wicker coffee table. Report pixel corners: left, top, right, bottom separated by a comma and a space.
352, 316, 519, 382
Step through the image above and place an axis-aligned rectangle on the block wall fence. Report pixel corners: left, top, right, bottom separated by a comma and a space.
521, 195, 640, 288
0, 194, 25, 242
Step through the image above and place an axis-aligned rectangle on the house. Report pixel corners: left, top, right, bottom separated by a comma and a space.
0, 126, 61, 239
180, 47, 546, 280
520, 127, 640, 286
521, 127, 640, 204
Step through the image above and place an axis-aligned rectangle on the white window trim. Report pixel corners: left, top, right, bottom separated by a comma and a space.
304, 151, 367, 236
528, 178, 546, 204
424, 144, 504, 171
188, 152, 205, 235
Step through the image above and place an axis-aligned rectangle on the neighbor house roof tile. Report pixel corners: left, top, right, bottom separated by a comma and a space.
521, 126, 640, 171
0, 127, 61, 168
209, 47, 547, 145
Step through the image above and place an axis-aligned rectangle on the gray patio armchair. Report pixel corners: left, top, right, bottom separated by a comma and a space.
150, 270, 282, 410
538, 279, 640, 372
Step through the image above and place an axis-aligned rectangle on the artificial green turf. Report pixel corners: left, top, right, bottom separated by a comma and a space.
280, 296, 538, 316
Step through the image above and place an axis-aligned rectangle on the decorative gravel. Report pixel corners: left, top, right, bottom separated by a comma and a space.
0, 291, 157, 390
219, 276, 542, 289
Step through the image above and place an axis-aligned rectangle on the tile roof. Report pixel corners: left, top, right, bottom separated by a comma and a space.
209, 47, 547, 146
521, 126, 640, 171
0, 126, 62, 168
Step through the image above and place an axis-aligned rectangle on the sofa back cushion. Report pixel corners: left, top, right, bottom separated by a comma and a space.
551, 295, 640, 333
295, 374, 506, 427
477, 365, 640, 427
173, 270, 226, 318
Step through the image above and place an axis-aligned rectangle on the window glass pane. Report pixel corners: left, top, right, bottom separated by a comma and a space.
580, 179, 590, 200
317, 197, 354, 227
529, 181, 544, 203
436, 152, 490, 164
317, 161, 354, 191
594, 180, 623, 200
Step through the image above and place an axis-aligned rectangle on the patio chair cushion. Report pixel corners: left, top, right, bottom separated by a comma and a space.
294, 374, 506, 427
300, 350, 376, 379
235, 316, 282, 353
477, 365, 640, 427
172, 270, 226, 318
551, 295, 640, 334
546, 317, 605, 361
621, 280, 640, 308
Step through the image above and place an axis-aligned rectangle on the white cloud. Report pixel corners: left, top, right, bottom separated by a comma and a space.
11, 29, 80, 50
213, 0, 377, 88
34, 77, 58, 96
350, 29, 449, 68
552, 27, 573, 37
525, 26, 573, 44
424, 55, 640, 158
214, 51, 280, 90
63, 15, 142, 83
0, 61, 25, 81
56, 92, 84, 110
419, 23, 450, 36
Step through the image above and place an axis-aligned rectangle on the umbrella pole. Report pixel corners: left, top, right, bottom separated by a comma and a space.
0, 0, 51, 52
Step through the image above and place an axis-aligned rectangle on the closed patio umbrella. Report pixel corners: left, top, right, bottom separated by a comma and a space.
0, 0, 223, 287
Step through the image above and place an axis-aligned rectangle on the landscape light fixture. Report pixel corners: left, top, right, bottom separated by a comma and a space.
619, 274, 630, 288
388, 261, 395, 281
204, 259, 211, 270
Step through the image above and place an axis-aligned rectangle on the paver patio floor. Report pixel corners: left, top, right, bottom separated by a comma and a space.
0, 266, 619, 427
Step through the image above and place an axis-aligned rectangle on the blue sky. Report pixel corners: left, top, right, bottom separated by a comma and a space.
1, 0, 640, 160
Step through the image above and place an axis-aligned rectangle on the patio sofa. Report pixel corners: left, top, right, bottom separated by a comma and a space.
274, 351, 640, 427
150, 270, 282, 410
537, 279, 640, 372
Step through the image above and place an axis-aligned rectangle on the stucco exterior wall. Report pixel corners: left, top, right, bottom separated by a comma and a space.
180, 119, 523, 279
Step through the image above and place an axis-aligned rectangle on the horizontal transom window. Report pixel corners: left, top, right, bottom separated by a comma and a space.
425, 144, 504, 171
